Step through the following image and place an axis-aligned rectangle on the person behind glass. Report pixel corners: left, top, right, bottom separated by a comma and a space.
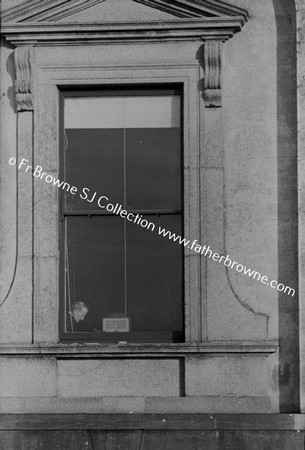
69, 301, 89, 331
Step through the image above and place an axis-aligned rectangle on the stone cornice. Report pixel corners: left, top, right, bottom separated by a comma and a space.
1, 17, 247, 46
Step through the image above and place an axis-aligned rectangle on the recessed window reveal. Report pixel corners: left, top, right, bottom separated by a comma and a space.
60, 89, 184, 341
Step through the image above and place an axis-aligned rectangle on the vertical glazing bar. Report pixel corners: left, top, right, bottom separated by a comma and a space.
124, 128, 128, 318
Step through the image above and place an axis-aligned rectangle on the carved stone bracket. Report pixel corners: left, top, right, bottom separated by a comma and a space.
14, 45, 34, 111
203, 41, 222, 108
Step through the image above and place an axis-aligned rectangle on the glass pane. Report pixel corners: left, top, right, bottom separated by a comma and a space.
126, 128, 181, 210
64, 129, 124, 211
64, 95, 180, 129
65, 216, 125, 332
126, 214, 183, 332
64, 93, 181, 212
64, 214, 183, 335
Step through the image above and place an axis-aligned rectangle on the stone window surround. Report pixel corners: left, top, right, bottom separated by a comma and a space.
0, 4, 278, 358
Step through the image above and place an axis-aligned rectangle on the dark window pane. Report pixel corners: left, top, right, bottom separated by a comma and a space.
126, 215, 183, 333
65, 216, 125, 332
64, 129, 124, 211
65, 214, 183, 335
126, 128, 181, 211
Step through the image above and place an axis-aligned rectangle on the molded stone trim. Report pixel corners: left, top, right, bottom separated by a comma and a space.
0, 0, 106, 23
134, 0, 249, 19
2, 18, 247, 46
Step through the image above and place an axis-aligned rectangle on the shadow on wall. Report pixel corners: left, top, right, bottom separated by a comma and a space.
272, 0, 299, 412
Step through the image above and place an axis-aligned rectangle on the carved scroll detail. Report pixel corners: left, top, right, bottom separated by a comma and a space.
204, 41, 222, 107
14, 46, 34, 111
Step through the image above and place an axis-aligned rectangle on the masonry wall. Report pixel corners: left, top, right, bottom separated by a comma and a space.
0, 0, 299, 416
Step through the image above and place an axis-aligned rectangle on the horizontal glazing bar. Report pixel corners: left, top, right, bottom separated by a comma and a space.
62, 210, 182, 216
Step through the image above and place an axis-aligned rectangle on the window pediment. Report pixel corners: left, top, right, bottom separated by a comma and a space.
1, 0, 248, 23
1, 0, 249, 45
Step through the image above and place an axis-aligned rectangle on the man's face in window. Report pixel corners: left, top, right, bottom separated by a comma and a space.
71, 302, 88, 322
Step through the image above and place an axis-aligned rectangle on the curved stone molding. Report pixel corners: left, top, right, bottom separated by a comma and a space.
222, 182, 270, 321
204, 41, 222, 107
14, 45, 34, 111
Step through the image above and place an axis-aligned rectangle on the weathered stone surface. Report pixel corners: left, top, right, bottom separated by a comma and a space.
145, 396, 273, 413
57, 359, 180, 397
0, 396, 146, 413
33, 256, 58, 343
101, 397, 146, 413
0, 109, 33, 344
62, 0, 175, 23
185, 356, 269, 397
0, 0, 301, 417
0, 357, 56, 397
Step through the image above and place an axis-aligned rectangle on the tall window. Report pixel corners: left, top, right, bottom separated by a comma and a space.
59, 87, 184, 343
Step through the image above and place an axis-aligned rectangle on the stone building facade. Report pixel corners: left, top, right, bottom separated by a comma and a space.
0, 0, 304, 448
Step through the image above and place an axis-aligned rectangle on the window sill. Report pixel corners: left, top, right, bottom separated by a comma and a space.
0, 341, 278, 357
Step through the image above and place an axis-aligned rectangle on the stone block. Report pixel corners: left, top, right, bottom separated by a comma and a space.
101, 396, 146, 413
185, 356, 268, 397
206, 260, 268, 341
145, 396, 273, 413
57, 359, 180, 397
34, 256, 58, 343
0, 357, 56, 397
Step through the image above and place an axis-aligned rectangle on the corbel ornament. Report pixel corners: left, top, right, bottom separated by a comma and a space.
14, 45, 34, 111
203, 41, 222, 107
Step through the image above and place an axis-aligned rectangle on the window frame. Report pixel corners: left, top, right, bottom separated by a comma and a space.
58, 85, 185, 344
31, 64, 204, 347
